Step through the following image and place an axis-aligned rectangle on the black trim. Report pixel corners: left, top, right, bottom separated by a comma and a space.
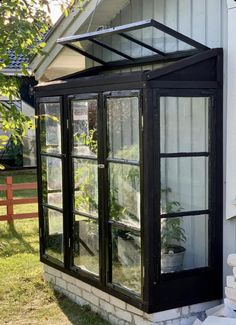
108, 220, 140, 232
74, 211, 98, 220
64, 44, 106, 66
161, 210, 210, 218
107, 158, 139, 166
160, 152, 209, 158
90, 39, 135, 61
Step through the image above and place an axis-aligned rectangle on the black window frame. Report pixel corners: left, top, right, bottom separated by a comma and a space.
68, 93, 100, 280
35, 48, 223, 313
36, 96, 66, 268
103, 90, 144, 300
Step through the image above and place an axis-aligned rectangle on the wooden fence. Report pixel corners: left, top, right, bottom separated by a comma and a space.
0, 176, 38, 223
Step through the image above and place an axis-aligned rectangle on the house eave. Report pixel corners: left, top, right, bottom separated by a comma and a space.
29, 0, 130, 81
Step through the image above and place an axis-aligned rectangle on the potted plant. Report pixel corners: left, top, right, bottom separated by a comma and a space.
161, 189, 186, 273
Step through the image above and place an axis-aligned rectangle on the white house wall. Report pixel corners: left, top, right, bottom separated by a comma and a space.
112, 0, 224, 49
224, 1, 236, 281
87, 0, 225, 71
88, 0, 227, 273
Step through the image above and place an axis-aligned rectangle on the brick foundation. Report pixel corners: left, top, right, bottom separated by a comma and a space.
43, 264, 219, 325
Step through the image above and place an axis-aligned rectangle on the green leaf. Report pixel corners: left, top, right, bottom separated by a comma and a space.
0, 164, 5, 170
39, 42, 46, 48
0, 0, 85, 155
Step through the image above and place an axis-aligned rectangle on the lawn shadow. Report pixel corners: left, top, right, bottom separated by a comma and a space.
0, 221, 37, 257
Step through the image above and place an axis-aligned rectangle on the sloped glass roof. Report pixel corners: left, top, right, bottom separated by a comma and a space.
57, 19, 209, 69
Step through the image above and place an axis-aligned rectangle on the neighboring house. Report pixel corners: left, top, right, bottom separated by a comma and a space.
30, 0, 236, 324
1, 53, 37, 167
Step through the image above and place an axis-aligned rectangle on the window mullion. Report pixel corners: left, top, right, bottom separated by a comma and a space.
62, 95, 71, 269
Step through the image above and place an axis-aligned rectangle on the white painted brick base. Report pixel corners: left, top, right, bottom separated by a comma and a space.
43, 264, 219, 325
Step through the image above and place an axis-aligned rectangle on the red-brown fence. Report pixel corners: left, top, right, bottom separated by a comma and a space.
0, 176, 38, 223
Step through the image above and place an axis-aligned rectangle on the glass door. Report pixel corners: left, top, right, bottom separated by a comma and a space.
104, 91, 143, 296
68, 91, 143, 292
69, 95, 99, 276
38, 97, 64, 264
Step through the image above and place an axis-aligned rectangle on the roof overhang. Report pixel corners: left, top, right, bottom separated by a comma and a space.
29, 0, 130, 81
35, 48, 222, 92
56, 18, 210, 75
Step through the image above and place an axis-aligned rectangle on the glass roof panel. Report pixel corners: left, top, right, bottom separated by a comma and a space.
57, 19, 209, 68
71, 33, 156, 64
125, 26, 195, 54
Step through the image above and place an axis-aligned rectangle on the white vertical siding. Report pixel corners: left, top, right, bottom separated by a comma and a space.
86, 0, 228, 276
87, 0, 225, 70
111, 0, 224, 51
100, 0, 226, 273
225, 1, 236, 281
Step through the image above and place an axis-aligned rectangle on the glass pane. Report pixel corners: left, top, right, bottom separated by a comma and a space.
72, 25, 194, 63
161, 215, 208, 273
74, 35, 152, 63
41, 156, 63, 209
39, 102, 61, 154
44, 207, 63, 262
126, 26, 194, 54
73, 159, 98, 216
107, 96, 139, 161
109, 163, 140, 228
73, 215, 99, 275
112, 227, 141, 294
72, 99, 97, 157
161, 157, 208, 213
160, 97, 209, 153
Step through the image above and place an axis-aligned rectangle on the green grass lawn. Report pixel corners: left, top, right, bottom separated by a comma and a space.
0, 171, 110, 325
0, 220, 110, 325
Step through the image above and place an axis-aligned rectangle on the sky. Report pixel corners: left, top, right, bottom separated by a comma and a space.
48, 3, 63, 24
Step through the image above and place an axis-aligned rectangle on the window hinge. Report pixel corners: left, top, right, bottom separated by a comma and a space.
66, 119, 69, 129
39, 227, 42, 238
68, 237, 71, 248
141, 115, 144, 130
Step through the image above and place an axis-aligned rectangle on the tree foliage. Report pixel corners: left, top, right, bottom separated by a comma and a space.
0, 0, 82, 168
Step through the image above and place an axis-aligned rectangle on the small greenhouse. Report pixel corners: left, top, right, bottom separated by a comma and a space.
34, 19, 223, 313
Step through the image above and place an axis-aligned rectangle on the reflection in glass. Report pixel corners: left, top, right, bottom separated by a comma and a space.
107, 97, 139, 161
112, 227, 141, 294
44, 207, 63, 262
73, 159, 98, 216
109, 163, 140, 228
73, 215, 99, 275
127, 27, 194, 54
76, 25, 194, 62
41, 156, 62, 209
72, 99, 97, 157
161, 215, 208, 273
161, 157, 208, 213
160, 97, 209, 153
39, 102, 61, 154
